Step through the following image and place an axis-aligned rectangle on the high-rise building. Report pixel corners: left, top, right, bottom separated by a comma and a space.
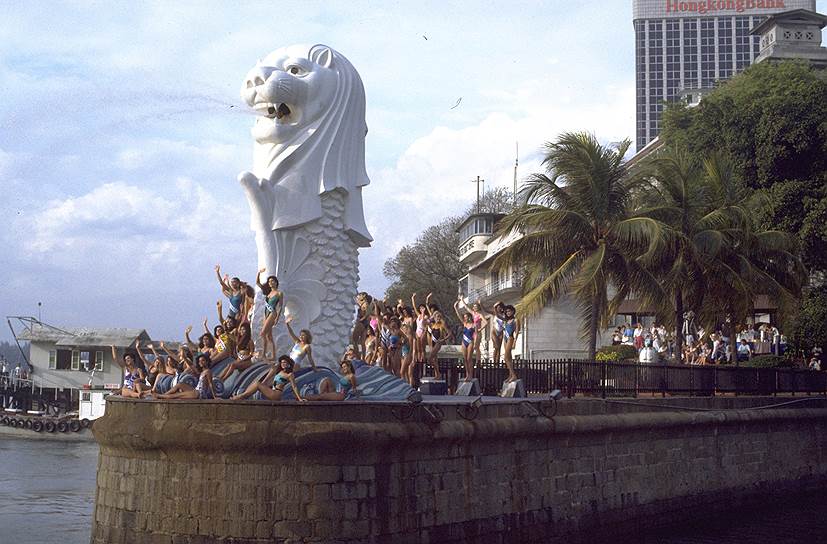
632, 0, 817, 150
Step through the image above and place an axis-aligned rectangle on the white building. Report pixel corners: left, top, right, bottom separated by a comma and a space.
18, 324, 151, 390
457, 213, 612, 359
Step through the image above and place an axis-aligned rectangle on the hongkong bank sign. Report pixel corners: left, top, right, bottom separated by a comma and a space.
668, 0, 785, 13
633, 0, 814, 18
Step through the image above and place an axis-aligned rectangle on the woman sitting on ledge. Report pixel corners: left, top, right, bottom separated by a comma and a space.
230, 355, 306, 402
156, 353, 222, 400
305, 358, 359, 401
112, 342, 146, 398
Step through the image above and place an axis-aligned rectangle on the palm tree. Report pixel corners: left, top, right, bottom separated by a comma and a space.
493, 132, 669, 361
636, 146, 722, 360
693, 154, 806, 364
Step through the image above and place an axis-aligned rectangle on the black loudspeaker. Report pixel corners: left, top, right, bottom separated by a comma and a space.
455, 378, 480, 396
419, 378, 448, 395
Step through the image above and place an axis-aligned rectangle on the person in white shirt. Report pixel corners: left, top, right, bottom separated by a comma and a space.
639, 337, 658, 364
737, 339, 752, 362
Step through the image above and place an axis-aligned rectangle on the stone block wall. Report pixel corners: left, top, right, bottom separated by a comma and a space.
91, 397, 827, 543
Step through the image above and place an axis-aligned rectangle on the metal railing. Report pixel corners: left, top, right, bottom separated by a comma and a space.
466, 272, 523, 302
421, 359, 827, 397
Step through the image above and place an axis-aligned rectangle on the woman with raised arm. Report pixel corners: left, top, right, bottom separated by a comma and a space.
285, 315, 317, 370
111, 342, 146, 398
411, 292, 432, 366
183, 325, 199, 352
480, 301, 506, 365
460, 298, 489, 368
156, 354, 223, 400
501, 305, 520, 382
230, 355, 306, 402
454, 301, 477, 382
215, 264, 247, 320
427, 310, 451, 380
351, 292, 373, 359
256, 267, 284, 361
305, 359, 360, 401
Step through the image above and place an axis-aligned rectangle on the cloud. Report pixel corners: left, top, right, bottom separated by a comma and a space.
357, 75, 635, 295
25, 179, 245, 264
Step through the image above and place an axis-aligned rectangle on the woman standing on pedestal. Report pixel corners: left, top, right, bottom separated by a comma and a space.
501, 305, 520, 383
256, 268, 284, 361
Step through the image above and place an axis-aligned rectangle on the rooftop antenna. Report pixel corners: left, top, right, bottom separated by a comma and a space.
470, 176, 484, 213
513, 142, 519, 205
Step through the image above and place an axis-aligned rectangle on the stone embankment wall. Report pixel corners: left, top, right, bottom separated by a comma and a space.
91, 397, 827, 543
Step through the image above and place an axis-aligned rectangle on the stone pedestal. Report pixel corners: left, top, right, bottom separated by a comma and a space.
500, 379, 526, 398
91, 396, 827, 544
455, 378, 480, 396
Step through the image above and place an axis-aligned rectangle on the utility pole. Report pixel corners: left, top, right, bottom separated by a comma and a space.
513, 142, 519, 205
470, 176, 484, 213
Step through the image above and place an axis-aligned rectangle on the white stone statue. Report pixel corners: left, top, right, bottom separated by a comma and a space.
238, 44, 372, 367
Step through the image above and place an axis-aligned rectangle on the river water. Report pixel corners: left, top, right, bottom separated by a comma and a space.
0, 435, 824, 544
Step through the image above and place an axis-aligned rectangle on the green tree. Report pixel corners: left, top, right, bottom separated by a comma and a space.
494, 132, 667, 360
661, 60, 827, 272
382, 187, 514, 321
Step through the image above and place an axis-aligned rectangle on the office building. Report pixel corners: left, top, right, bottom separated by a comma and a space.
632, 0, 817, 150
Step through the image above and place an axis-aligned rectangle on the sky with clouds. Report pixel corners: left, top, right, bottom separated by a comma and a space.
1, 1, 822, 343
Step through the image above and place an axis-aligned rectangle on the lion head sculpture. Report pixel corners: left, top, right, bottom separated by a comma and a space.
240, 44, 372, 247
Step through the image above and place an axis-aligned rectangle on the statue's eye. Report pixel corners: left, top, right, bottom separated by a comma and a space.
287, 65, 304, 76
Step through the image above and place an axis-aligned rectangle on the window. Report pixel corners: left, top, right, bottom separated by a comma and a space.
48, 350, 56, 370
71, 350, 80, 370
56, 349, 72, 370
95, 351, 104, 372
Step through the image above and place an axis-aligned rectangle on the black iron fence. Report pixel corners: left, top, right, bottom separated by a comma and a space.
423, 359, 827, 397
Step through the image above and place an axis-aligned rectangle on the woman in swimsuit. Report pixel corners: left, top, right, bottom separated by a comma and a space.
411, 292, 432, 366
385, 317, 407, 377
305, 359, 360, 401
479, 301, 506, 366
112, 342, 146, 398
454, 301, 477, 382
157, 354, 223, 400
215, 264, 246, 320
231, 355, 306, 402
460, 299, 489, 368
364, 327, 377, 365
502, 305, 520, 382
350, 292, 373, 359
284, 315, 317, 370
257, 268, 284, 361
427, 310, 450, 380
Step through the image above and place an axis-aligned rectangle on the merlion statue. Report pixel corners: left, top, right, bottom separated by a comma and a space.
238, 44, 372, 367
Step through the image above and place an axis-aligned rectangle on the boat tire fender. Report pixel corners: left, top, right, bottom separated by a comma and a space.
69, 420, 81, 432
32, 420, 44, 432
57, 421, 69, 433
80, 418, 91, 429
44, 421, 56, 433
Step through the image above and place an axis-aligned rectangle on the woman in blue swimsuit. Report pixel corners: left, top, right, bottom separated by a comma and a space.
305, 359, 359, 401
231, 355, 306, 402
502, 305, 520, 383
454, 301, 477, 382
215, 264, 247, 320
256, 267, 284, 361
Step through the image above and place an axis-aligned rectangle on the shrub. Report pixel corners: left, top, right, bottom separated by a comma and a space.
741, 355, 790, 368
596, 345, 638, 362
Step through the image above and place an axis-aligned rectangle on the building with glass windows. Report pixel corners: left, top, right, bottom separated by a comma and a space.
632, 0, 816, 150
